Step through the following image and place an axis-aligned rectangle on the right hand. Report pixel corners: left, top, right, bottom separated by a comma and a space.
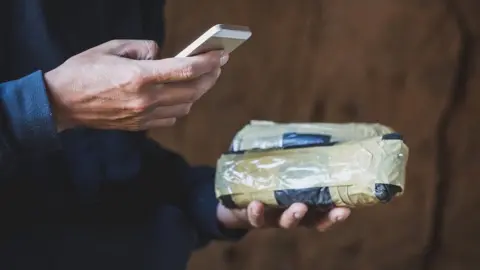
44, 40, 229, 132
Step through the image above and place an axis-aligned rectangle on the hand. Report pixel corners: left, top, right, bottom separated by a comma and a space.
217, 201, 351, 231
44, 40, 229, 131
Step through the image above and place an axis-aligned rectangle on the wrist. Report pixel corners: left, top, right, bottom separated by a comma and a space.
44, 70, 74, 132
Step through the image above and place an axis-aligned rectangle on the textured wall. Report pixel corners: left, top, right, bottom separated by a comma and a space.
150, 1, 480, 269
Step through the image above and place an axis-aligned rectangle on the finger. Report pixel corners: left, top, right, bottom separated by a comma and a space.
143, 117, 177, 129
278, 203, 308, 229
145, 103, 193, 121
168, 68, 221, 98
142, 51, 225, 83
316, 207, 351, 232
115, 40, 160, 60
247, 201, 265, 228
90, 40, 160, 60
146, 68, 221, 106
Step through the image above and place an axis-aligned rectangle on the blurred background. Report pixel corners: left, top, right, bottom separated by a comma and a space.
150, 1, 480, 269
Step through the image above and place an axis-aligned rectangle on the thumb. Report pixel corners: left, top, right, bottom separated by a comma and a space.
89, 39, 160, 60
217, 203, 250, 229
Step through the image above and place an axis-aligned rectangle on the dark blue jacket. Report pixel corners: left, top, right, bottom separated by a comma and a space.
0, 1, 244, 269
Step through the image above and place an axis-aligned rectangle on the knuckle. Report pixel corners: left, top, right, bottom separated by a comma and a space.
143, 40, 160, 59
112, 39, 124, 45
107, 39, 127, 51
206, 53, 222, 69
178, 64, 196, 79
105, 39, 121, 47
130, 76, 144, 89
127, 98, 149, 113
127, 66, 146, 87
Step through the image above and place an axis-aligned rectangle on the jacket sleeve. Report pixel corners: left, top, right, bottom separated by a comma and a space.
183, 165, 248, 248
142, 140, 248, 248
0, 71, 60, 176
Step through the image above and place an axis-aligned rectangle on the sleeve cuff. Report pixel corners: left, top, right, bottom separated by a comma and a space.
187, 166, 248, 242
1, 71, 60, 152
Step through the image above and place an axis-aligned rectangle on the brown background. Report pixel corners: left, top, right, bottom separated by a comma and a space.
150, 0, 480, 269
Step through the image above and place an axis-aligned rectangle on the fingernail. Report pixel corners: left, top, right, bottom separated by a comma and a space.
250, 207, 260, 217
294, 212, 303, 220
220, 53, 229, 66
334, 214, 346, 223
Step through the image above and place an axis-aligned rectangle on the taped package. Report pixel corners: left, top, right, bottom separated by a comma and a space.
215, 121, 409, 209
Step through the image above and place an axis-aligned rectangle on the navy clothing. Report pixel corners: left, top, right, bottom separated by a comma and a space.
0, 0, 244, 269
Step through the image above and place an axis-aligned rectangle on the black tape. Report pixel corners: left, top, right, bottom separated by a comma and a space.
274, 187, 334, 207
218, 195, 239, 209
226, 133, 335, 154
374, 184, 403, 203
381, 132, 403, 141
218, 184, 403, 209
218, 187, 335, 209
281, 133, 332, 148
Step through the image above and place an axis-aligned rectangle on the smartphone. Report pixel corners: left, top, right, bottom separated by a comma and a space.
175, 24, 252, 57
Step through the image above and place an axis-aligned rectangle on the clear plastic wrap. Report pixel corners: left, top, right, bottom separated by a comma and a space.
215, 122, 409, 209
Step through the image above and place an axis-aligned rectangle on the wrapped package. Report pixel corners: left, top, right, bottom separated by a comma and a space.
215, 121, 409, 209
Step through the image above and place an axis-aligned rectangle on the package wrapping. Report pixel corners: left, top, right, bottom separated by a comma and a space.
215, 121, 409, 209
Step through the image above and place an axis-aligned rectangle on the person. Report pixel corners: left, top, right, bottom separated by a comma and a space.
0, 0, 351, 269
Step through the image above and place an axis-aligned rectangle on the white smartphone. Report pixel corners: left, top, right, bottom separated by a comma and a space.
175, 24, 252, 57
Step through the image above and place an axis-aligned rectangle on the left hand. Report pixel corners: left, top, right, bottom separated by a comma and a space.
217, 201, 351, 231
